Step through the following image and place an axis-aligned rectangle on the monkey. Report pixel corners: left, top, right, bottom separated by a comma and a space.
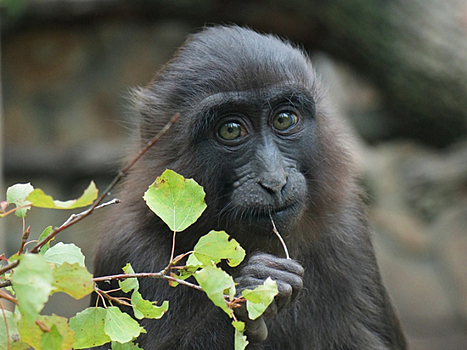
91, 26, 407, 349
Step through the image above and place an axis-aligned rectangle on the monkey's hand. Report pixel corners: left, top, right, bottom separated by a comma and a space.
234, 253, 304, 343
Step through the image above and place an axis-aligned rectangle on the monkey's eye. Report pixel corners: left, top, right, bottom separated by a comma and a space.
272, 111, 299, 132
218, 122, 243, 141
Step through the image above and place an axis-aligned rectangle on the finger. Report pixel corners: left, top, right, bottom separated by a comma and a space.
248, 254, 304, 276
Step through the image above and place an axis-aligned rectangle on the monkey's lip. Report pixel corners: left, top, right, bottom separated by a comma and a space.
257, 201, 301, 219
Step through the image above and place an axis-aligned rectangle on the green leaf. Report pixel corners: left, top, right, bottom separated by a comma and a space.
11, 254, 53, 322
18, 314, 74, 350
43, 242, 85, 267
185, 253, 203, 267
38, 226, 54, 255
69, 307, 111, 349
119, 263, 139, 293
111, 341, 143, 350
51, 262, 94, 299
232, 321, 249, 350
171, 264, 200, 286
104, 307, 145, 343
242, 277, 279, 320
194, 265, 235, 317
189, 230, 246, 267
143, 169, 207, 232
40, 325, 63, 350
6, 183, 34, 217
0, 310, 29, 350
131, 290, 169, 320
27, 181, 98, 209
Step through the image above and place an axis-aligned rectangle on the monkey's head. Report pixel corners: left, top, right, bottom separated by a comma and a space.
133, 26, 353, 244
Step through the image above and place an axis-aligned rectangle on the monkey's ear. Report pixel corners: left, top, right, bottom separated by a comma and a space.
130, 86, 168, 142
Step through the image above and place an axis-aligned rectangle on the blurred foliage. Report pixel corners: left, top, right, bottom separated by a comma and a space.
1, 0, 27, 17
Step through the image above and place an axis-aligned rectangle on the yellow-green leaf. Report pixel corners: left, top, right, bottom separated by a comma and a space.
38, 226, 54, 255
104, 307, 145, 343
40, 325, 63, 350
242, 277, 278, 320
194, 265, 235, 317
119, 263, 139, 293
27, 181, 98, 209
111, 341, 144, 350
69, 307, 110, 349
43, 242, 85, 267
131, 290, 168, 320
6, 183, 34, 217
51, 262, 94, 299
11, 254, 53, 322
18, 314, 74, 350
143, 169, 207, 232
189, 230, 245, 267
0, 310, 28, 350
233, 321, 248, 350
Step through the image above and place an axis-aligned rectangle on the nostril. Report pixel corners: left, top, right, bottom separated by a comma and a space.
258, 173, 288, 195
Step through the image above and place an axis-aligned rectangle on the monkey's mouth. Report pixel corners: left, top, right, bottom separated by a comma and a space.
244, 201, 302, 222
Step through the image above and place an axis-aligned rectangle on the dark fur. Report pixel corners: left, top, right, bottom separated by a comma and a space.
92, 26, 406, 349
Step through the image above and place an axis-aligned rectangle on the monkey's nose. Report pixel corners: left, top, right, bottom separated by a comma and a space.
258, 172, 288, 195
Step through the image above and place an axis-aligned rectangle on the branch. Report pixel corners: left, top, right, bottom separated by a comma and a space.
29, 199, 121, 254
0, 303, 10, 350
58, 199, 121, 229
0, 262, 18, 277
0, 290, 17, 305
0, 280, 12, 288
0, 203, 32, 218
30, 113, 179, 254
93, 271, 204, 292
95, 287, 132, 308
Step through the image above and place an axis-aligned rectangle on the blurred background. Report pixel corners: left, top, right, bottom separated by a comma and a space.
1, 0, 466, 349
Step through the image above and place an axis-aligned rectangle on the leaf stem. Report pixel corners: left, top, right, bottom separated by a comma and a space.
95, 287, 132, 308
269, 214, 290, 259
0, 290, 17, 305
0, 203, 32, 218
0, 303, 10, 350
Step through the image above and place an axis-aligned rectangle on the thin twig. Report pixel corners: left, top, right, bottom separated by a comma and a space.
93, 272, 164, 283
93, 271, 204, 292
0, 263, 17, 277
122, 113, 180, 174
58, 199, 121, 229
0, 204, 32, 218
161, 275, 204, 292
0, 303, 10, 350
95, 287, 132, 308
171, 251, 193, 265
0, 280, 12, 289
0, 290, 17, 305
269, 214, 290, 259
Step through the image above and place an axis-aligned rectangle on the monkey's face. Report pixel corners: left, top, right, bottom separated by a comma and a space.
188, 85, 316, 237
138, 27, 327, 239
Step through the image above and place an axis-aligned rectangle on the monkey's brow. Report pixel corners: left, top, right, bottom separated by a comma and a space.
197, 85, 314, 115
